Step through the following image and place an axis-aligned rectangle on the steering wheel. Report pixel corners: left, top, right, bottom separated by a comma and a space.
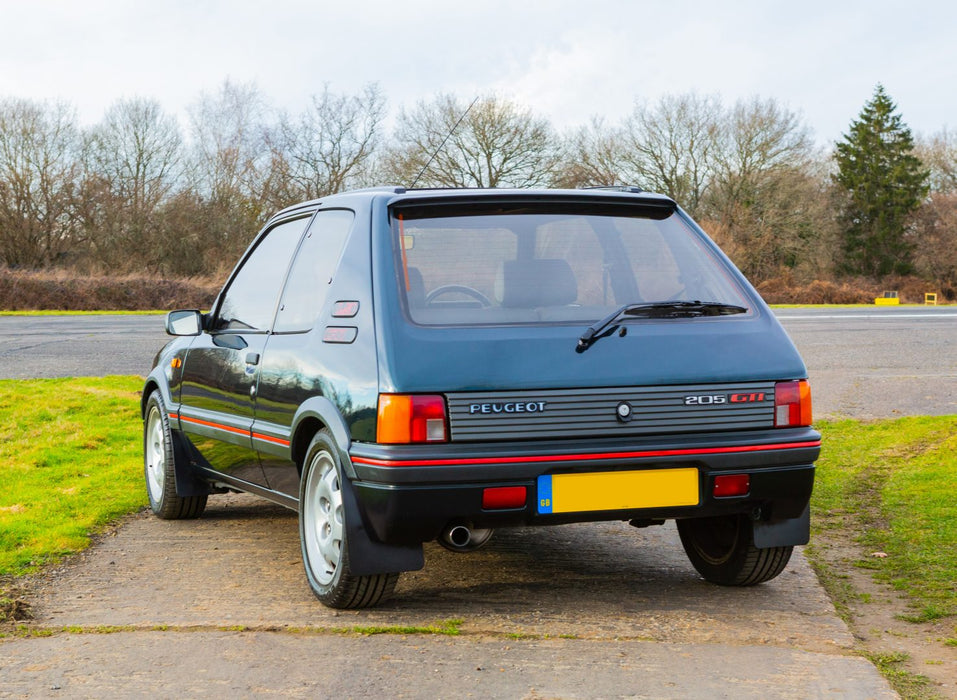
425, 285, 492, 307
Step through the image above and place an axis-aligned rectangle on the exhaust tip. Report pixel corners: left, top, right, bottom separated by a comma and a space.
438, 522, 493, 553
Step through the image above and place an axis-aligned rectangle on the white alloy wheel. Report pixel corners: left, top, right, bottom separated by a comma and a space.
142, 390, 207, 519
145, 405, 167, 504
298, 430, 399, 608
302, 449, 344, 586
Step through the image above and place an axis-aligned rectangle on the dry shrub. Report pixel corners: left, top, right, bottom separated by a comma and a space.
755, 274, 946, 304
0, 268, 219, 311
1, 267, 948, 311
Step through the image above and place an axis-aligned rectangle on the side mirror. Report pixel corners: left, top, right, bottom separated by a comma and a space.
165, 310, 203, 336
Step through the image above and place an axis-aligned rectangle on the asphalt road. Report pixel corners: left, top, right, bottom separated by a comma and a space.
776, 306, 957, 417
4, 307, 954, 697
0, 313, 164, 379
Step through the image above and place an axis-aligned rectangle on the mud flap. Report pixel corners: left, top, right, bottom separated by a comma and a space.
340, 474, 424, 576
753, 504, 810, 548
170, 430, 212, 498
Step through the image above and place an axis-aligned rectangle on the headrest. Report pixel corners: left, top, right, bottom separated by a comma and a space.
406, 266, 425, 307
495, 259, 578, 308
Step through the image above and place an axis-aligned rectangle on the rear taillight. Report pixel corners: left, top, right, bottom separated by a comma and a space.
377, 394, 448, 443
774, 380, 812, 427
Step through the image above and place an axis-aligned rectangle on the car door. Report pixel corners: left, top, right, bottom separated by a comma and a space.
177, 213, 313, 487
252, 209, 357, 496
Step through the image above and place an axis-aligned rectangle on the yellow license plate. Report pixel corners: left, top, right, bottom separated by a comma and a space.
536, 468, 699, 514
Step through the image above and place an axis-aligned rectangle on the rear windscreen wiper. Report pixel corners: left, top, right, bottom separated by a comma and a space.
576, 301, 748, 353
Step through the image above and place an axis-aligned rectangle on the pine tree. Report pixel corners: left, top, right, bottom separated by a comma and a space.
833, 85, 929, 276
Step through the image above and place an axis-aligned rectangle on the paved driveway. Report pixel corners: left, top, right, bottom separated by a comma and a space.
7, 308, 950, 697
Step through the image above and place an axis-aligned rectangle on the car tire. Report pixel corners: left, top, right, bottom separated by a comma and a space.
143, 391, 207, 519
299, 431, 398, 609
676, 514, 792, 586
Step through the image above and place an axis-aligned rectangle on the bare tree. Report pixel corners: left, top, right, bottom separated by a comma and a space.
703, 161, 838, 281
695, 98, 825, 281
619, 93, 722, 216
707, 97, 814, 217
269, 83, 384, 204
81, 98, 184, 270
183, 79, 275, 268
188, 79, 270, 205
552, 118, 626, 189
0, 99, 80, 267
912, 192, 957, 294
385, 94, 558, 188
916, 128, 957, 194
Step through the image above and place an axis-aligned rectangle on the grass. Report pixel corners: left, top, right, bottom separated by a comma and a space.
810, 416, 957, 620
862, 652, 934, 698
0, 310, 166, 316
0, 376, 146, 576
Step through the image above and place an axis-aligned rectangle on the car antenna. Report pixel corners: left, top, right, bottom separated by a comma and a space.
410, 96, 480, 189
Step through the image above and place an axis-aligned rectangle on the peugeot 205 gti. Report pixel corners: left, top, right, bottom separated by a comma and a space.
143, 186, 819, 609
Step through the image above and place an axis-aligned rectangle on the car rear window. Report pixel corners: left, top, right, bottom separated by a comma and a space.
393, 204, 750, 326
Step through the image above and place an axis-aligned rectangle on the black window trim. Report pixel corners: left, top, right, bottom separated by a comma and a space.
270, 206, 358, 336
210, 209, 319, 335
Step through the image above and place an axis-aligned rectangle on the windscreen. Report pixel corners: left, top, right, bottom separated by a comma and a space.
394, 205, 750, 326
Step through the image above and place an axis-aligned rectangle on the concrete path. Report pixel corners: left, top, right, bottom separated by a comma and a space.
2, 495, 894, 698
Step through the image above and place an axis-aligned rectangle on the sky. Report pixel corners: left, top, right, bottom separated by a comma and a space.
1, 0, 955, 147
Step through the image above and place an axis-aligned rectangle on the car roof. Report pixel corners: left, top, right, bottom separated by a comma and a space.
270, 186, 677, 220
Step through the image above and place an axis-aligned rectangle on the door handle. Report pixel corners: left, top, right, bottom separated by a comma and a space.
245, 352, 260, 366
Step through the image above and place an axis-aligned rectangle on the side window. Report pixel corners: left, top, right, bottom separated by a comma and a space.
273, 209, 356, 333
216, 216, 312, 331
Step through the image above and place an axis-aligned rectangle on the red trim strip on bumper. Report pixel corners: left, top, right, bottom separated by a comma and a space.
350, 440, 821, 468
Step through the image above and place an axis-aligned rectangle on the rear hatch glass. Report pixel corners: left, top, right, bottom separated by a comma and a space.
393, 203, 750, 326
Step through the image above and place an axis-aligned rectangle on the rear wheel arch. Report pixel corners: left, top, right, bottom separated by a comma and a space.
292, 417, 324, 476
290, 397, 354, 478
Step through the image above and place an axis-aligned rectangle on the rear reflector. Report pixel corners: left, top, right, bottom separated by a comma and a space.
482, 486, 527, 510
713, 474, 750, 497
377, 394, 448, 444
774, 380, 813, 427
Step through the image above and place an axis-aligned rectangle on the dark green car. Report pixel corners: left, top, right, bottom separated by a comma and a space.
143, 186, 819, 608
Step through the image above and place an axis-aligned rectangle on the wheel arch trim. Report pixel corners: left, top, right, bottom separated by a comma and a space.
142, 367, 175, 422
291, 397, 355, 479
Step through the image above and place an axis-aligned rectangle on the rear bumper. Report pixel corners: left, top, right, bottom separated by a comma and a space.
348, 428, 819, 544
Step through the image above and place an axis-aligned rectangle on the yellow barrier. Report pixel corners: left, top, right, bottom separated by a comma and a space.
875, 291, 899, 306
925, 293, 938, 305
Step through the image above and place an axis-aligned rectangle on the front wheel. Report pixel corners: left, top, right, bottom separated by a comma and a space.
143, 391, 207, 519
299, 431, 397, 609
677, 514, 792, 586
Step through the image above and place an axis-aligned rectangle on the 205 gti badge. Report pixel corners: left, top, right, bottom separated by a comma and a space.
684, 392, 766, 406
